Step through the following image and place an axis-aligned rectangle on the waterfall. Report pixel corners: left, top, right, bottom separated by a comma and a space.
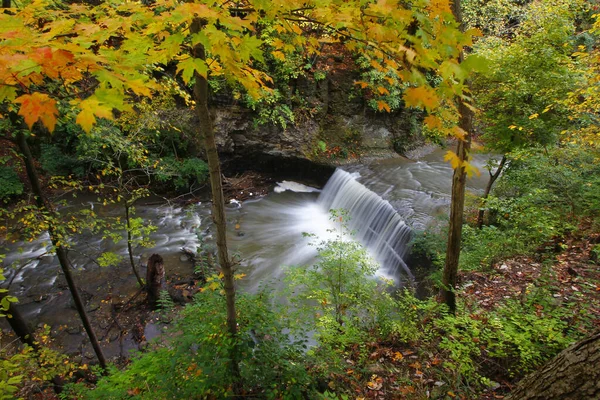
317, 169, 413, 280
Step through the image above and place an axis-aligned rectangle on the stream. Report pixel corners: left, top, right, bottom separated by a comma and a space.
0, 146, 491, 359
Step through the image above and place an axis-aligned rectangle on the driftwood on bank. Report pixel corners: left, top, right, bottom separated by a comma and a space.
506, 331, 600, 400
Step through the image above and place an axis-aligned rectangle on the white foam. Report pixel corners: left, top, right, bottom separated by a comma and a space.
274, 181, 320, 194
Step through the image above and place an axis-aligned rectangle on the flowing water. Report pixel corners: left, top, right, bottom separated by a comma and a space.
0, 146, 491, 357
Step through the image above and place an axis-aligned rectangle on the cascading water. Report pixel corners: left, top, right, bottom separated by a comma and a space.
317, 169, 413, 280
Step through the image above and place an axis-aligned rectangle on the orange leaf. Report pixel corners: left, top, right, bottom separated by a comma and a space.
404, 86, 439, 111
354, 80, 369, 89
424, 115, 442, 130
377, 86, 390, 95
377, 100, 391, 113
15, 93, 58, 132
271, 50, 286, 61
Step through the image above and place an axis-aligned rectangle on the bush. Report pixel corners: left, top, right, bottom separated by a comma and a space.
0, 165, 23, 202
284, 210, 401, 376
76, 277, 314, 399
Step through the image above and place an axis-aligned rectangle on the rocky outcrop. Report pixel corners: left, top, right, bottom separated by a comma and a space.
177, 65, 424, 182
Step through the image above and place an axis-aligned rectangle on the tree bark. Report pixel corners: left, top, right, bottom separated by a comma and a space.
439, 0, 473, 315
145, 254, 165, 308
506, 331, 600, 400
190, 18, 241, 386
0, 291, 38, 349
16, 132, 107, 370
476, 155, 507, 229
125, 202, 144, 287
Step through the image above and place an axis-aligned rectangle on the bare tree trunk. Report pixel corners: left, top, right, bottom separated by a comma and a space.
16, 132, 107, 370
145, 254, 165, 308
476, 155, 507, 229
439, 0, 473, 315
0, 291, 38, 350
506, 331, 600, 400
190, 18, 241, 387
125, 202, 144, 287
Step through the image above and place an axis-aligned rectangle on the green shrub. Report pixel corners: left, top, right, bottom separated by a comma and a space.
0, 165, 23, 202
155, 156, 209, 190
76, 278, 314, 399
284, 210, 401, 376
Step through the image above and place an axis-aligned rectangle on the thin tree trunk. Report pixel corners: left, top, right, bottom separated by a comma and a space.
0, 0, 38, 352
125, 202, 144, 287
506, 331, 600, 399
476, 155, 507, 229
439, 0, 473, 315
145, 254, 165, 308
0, 291, 38, 349
190, 18, 241, 386
16, 132, 107, 370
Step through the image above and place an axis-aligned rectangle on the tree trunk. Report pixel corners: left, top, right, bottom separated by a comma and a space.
145, 254, 165, 308
16, 132, 107, 370
439, 0, 473, 315
125, 202, 144, 287
2, 0, 10, 8
190, 18, 241, 386
506, 331, 600, 399
476, 155, 507, 229
0, 291, 38, 350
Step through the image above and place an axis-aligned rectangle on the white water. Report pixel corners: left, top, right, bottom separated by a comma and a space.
317, 169, 412, 279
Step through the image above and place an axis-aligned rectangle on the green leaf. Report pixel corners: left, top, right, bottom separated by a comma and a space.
176, 57, 208, 83
0, 85, 17, 103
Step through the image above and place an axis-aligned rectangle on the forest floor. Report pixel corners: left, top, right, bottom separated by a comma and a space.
332, 231, 600, 399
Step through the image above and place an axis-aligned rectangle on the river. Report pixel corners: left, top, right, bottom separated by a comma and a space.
0, 146, 491, 359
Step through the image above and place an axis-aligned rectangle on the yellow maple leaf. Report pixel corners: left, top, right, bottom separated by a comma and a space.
404, 86, 439, 111
444, 150, 461, 170
271, 50, 285, 61
463, 161, 481, 178
452, 125, 468, 141
424, 115, 442, 130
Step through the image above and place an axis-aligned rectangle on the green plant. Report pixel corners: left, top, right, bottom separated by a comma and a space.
75, 277, 315, 399
0, 165, 23, 202
356, 55, 408, 113
155, 156, 209, 191
284, 210, 400, 377
245, 89, 296, 129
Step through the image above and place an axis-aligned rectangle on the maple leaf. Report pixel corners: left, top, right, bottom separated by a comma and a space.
444, 150, 462, 170
271, 50, 285, 61
452, 125, 468, 141
177, 57, 208, 84
377, 86, 390, 95
463, 161, 481, 178
377, 100, 391, 113
15, 92, 58, 132
404, 86, 439, 111
424, 115, 442, 130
